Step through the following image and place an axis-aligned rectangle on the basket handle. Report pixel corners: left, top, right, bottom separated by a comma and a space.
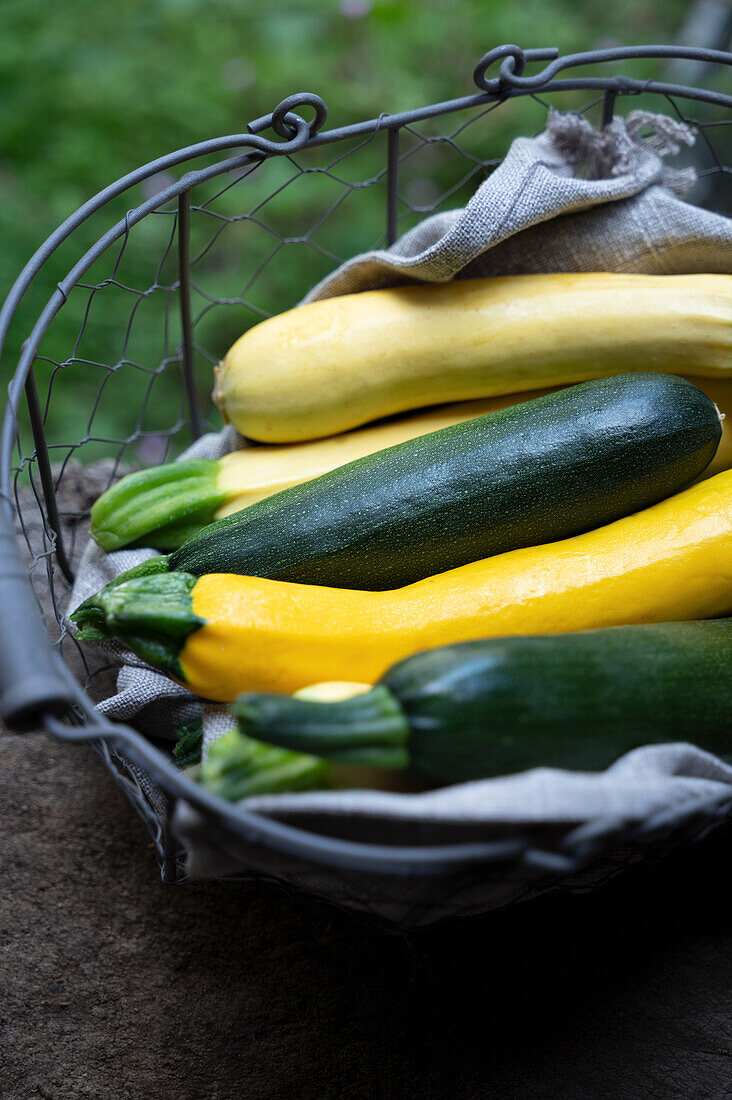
0, 506, 76, 729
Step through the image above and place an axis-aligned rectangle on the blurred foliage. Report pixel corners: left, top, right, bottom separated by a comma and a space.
1, 0, 726, 470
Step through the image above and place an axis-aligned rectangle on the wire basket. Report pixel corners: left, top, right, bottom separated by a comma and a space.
1, 44, 731, 929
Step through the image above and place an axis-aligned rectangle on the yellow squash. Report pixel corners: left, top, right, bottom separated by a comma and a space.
179, 469, 732, 700
214, 273, 732, 442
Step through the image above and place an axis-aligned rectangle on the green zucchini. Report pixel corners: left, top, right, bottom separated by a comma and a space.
230, 620, 732, 783
162, 373, 721, 590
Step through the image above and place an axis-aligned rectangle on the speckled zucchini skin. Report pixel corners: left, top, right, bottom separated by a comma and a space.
385, 621, 732, 781
171, 373, 722, 590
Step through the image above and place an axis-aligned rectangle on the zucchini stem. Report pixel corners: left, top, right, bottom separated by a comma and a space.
231, 685, 411, 770
90, 459, 224, 551
70, 571, 202, 679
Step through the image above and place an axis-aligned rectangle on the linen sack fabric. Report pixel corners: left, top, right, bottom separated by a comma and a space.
67, 108, 732, 925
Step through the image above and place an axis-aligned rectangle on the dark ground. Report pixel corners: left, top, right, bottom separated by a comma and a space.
1, 468, 730, 1099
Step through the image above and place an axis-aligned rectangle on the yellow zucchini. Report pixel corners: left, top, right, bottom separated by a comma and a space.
214, 273, 732, 442
73, 470, 732, 701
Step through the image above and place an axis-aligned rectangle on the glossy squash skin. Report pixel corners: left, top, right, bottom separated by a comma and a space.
213, 391, 549, 513
72, 469, 732, 701
215, 273, 732, 442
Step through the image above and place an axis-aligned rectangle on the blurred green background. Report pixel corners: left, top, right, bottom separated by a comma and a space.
1, 0, 729, 470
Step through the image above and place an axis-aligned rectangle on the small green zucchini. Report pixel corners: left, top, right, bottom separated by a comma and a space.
230, 620, 732, 783
139, 373, 721, 591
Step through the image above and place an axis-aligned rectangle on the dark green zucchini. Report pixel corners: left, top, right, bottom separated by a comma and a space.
164, 373, 721, 589
230, 620, 732, 782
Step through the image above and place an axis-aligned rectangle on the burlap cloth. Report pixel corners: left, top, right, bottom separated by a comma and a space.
68, 109, 732, 924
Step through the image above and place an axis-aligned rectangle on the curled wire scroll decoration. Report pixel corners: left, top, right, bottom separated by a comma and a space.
474, 43, 732, 106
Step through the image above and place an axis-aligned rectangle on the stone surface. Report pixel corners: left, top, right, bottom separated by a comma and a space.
1, 466, 730, 1098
